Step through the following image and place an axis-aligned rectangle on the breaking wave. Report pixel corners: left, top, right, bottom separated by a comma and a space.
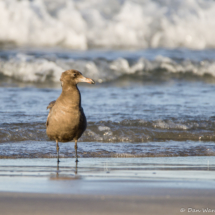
1, 53, 215, 83
1, 0, 215, 49
1, 119, 215, 143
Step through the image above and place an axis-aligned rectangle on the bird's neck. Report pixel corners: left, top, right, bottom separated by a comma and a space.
61, 85, 81, 108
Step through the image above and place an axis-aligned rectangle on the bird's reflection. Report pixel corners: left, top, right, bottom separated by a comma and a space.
75, 161, 78, 175
50, 161, 79, 180
56, 162, 59, 178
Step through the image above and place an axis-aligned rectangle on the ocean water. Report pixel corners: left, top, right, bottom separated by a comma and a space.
0, 0, 215, 159
1, 48, 215, 158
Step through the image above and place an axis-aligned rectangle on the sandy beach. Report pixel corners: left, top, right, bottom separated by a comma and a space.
1, 191, 215, 215
1, 157, 215, 215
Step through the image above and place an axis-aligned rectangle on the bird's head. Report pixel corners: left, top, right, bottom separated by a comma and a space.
60, 70, 95, 87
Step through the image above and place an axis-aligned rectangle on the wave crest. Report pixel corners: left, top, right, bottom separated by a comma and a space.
1, 53, 215, 83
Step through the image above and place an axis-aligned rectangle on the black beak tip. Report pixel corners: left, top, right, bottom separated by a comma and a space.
91, 80, 95, 84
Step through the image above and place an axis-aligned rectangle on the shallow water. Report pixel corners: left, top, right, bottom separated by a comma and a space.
0, 141, 215, 159
1, 157, 215, 194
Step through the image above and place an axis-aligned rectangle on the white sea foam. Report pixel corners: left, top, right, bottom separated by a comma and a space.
98, 126, 111, 131
0, 53, 64, 82
0, 0, 86, 49
1, 0, 215, 49
153, 120, 189, 130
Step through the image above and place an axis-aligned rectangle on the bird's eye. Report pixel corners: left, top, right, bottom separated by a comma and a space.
72, 73, 76, 78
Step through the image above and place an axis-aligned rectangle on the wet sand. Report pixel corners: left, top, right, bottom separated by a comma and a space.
1, 157, 215, 214
1, 191, 215, 215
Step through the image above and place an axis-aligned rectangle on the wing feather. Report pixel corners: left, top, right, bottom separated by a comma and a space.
46, 100, 56, 127
47, 100, 56, 110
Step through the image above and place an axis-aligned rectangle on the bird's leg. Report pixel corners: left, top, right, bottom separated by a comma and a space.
56, 140, 60, 163
74, 140, 78, 162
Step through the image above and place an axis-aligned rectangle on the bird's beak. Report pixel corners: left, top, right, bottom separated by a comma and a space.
78, 76, 95, 84
88, 78, 95, 84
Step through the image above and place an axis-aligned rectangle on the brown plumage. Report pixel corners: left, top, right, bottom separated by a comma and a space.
46, 69, 95, 162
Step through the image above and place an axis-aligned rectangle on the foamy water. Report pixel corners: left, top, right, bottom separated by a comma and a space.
2, 49, 215, 84
1, 0, 215, 49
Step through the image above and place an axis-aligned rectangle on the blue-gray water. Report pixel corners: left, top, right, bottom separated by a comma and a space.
0, 48, 215, 158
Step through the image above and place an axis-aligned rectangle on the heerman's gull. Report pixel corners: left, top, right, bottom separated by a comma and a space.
46, 69, 95, 162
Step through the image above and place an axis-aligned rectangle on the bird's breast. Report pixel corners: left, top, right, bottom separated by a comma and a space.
52, 107, 81, 125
